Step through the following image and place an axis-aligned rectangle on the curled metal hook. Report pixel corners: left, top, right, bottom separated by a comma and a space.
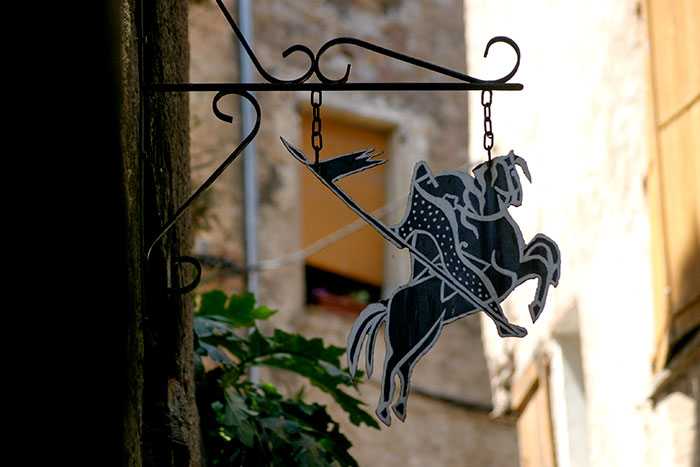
216, 0, 316, 84
147, 90, 261, 294
481, 36, 521, 83
169, 256, 203, 295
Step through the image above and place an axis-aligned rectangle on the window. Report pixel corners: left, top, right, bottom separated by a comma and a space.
645, 0, 700, 370
300, 111, 391, 313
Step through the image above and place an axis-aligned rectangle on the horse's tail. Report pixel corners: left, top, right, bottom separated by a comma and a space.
347, 301, 387, 379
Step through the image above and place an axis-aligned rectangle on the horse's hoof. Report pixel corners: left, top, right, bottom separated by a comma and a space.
392, 402, 407, 422
376, 406, 392, 426
497, 323, 527, 338
529, 302, 543, 322
552, 267, 560, 286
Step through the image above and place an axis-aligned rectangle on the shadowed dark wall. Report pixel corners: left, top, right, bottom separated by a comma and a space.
51, 1, 198, 465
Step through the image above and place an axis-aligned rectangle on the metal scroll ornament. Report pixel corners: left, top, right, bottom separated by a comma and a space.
282, 111, 560, 426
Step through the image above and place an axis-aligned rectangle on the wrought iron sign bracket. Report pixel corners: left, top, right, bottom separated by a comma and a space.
145, 0, 524, 294
145, 1, 565, 430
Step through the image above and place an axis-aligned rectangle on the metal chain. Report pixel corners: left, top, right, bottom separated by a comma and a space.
481, 90, 494, 163
311, 90, 323, 164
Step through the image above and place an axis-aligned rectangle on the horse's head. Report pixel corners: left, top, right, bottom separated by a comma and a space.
473, 151, 531, 211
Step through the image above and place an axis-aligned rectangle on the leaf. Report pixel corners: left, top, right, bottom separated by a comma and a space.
195, 316, 247, 362
329, 390, 380, 429
247, 327, 273, 356
226, 292, 277, 328
260, 417, 302, 441
254, 353, 378, 429
197, 341, 234, 366
220, 388, 259, 448
279, 399, 334, 432
292, 433, 336, 466
194, 316, 244, 341
198, 291, 277, 328
251, 304, 277, 321
317, 433, 357, 467
260, 382, 279, 397
268, 328, 346, 367
225, 292, 256, 322
276, 400, 358, 467
198, 290, 228, 316
261, 418, 340, 466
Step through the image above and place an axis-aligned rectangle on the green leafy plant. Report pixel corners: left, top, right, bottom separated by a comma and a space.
194, 290, 379, 466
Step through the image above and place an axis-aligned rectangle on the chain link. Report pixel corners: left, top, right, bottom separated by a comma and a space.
481, 90, 494, 163
311, 90, 323, 164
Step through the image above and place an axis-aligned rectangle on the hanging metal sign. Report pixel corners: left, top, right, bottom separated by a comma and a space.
282, 133, 560, 425
148, 0, 560, 427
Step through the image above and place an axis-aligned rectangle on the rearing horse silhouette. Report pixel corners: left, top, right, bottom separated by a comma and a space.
282, 138, 560, 426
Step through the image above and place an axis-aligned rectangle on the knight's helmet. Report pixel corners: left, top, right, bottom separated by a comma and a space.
473, 151, 531, 208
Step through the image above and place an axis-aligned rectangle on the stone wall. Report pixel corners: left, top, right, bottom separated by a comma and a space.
465, 0, 698, 465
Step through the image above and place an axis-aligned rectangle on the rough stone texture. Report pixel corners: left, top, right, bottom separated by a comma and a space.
466, 0, 698, 466
121, 1, 146, 464
188, 0, 518, 465
121, 0, 201, 465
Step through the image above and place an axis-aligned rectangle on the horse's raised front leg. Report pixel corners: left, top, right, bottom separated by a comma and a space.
520, 234, 561, 322
525, 233, 560, 284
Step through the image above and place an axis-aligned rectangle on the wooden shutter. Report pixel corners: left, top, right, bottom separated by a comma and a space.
300, 113, 389, 286
512, 356, 557, 467
645, 0, 700, 370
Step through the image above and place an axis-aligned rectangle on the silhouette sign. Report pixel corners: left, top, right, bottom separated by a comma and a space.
282, 138, 561, 426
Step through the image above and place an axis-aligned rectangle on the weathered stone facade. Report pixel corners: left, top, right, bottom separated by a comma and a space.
189, 0, 518, 465
465, 0, 699, 466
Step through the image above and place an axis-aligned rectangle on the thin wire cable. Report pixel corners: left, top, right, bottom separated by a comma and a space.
255, 160, 475, 271
257, 195, 407, 271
